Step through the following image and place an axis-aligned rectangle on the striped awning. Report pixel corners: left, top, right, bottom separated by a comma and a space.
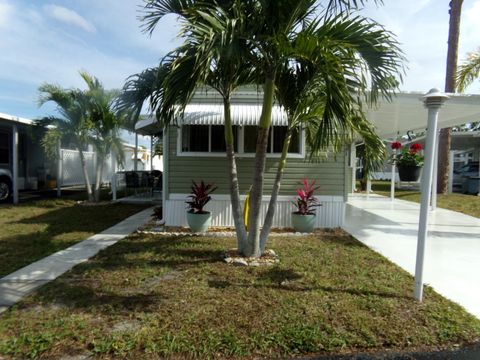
179, 103, 288, 126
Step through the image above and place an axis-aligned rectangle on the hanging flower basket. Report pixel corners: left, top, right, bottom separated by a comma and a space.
398, 165, 422, 182
390, 142, 424, 182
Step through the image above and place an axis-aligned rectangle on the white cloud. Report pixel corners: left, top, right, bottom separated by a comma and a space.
44, 4, 96, 33
0, 0, 14, 28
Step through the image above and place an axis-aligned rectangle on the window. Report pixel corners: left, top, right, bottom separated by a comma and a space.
179, 125, 302, 157
244, 126, 299, 154
0, 132, 9, 164
181, 125, 238, 153
182, 125, 209, 152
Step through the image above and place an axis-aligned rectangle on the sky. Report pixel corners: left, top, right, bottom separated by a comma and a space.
1, 0, 480, 137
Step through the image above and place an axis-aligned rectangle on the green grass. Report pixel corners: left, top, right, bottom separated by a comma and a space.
0, 198, 149, 277
367, 181, 480, 219
1, 231, 479, 359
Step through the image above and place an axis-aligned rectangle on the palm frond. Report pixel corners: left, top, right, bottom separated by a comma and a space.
457, 49, 480, 93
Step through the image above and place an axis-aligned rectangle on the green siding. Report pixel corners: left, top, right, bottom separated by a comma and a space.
167, 127, 346, 197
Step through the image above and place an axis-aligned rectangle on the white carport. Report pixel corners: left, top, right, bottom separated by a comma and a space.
361, 89, 480, 301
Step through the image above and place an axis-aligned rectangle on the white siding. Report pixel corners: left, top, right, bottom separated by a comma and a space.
165, 194, 345, 228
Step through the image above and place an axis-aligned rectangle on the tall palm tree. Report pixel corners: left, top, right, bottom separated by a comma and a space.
38, 83, 95, 201
39, 72, 125, 202
128, 1, 256, 253
260, 14, 400, 249
132, 0, 403, 257
438, 0, 464, 194
81, 71, 126, 202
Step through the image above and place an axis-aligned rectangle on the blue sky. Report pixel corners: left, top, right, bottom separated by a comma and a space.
1, 0, 480, 124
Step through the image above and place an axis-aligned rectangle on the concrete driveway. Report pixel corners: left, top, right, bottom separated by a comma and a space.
343, 194, 480, 319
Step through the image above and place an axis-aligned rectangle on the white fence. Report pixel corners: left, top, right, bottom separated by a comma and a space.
60, 149, 113, 187
165, 194, 345, 228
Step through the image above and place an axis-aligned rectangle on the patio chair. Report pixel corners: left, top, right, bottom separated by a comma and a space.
125, 171, 140, 196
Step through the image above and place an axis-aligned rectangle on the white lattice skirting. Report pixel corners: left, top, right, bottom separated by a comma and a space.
165, 194, 345, 228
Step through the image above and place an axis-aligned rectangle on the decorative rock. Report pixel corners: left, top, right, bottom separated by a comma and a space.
249, 261, 261, 267
264, 249, 276, 256
223, 257, 233, 264
232, 259, 248, 266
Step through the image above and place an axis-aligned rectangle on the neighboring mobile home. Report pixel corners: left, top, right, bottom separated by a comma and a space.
0, 113, 55, 202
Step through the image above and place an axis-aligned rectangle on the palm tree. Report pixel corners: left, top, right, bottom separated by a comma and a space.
438, 0, 464, 194
260, 14, 400, 249
133, 0, 403, 257
38, 83, 95, 201
126, 2, 256, 253
81, 71, 126, 202
39, 72, 125, 202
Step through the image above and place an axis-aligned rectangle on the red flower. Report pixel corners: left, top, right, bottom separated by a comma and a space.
391, 141, 402, 150
410, 143, 423, 153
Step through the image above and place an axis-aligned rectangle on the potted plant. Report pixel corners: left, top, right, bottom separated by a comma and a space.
292, 179, 321, 233
186, 180, 217, 233
391, 142, 424, 182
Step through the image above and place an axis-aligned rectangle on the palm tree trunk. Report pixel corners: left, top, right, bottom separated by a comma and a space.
78, 148, 94, 202
223, 98, 248, 252
438, 0, 463, 194
259, 127, 292, 251
94, 156, 104, 202
245, 77, 275, 258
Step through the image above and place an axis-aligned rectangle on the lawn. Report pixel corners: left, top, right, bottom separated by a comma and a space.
369, 181, 480, 219
1, 231, 479, 359
0, 198, 148, 277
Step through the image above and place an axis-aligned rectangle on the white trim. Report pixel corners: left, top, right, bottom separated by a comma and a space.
169, 193, 343, 202
166, 193, 345, 228
176, 125, 305, 159
0, 113, 34, 126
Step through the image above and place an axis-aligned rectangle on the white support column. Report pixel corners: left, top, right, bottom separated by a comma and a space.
448, 150, 454, 194
150, 136, 154, 171
366, 177, 372, 198
162, 128, 168, 222
134, 132, 138, 172
56, 140, 62, 198
111, 150, 117, 201
350, 143, 356, 193
430, 130, 440, 210
478, 149, 480, 196
414, 89, 449, 301
390, 149, 396, 201
12, 125, 18, 204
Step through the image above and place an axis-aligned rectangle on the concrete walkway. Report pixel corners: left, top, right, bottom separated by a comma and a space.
0, 207, 153, 314
343, 194, 480, 319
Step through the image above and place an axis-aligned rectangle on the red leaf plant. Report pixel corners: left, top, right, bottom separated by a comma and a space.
293, 179, 321, 215
186, 180, 218, 214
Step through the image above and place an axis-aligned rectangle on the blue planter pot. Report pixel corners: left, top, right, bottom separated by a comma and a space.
186, 211, 212, 233
291, 214, 316, 233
